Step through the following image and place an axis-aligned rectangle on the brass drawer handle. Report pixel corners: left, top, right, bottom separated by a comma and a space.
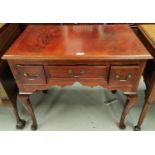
115, 74, 132, 82
23, 73, 39, 80
68, 70, 85, 78
73, 75, 80, 78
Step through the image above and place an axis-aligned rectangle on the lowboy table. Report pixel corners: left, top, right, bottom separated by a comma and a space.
2, 24, 152, 130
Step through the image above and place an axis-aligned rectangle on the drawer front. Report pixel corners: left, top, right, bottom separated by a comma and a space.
45, 66, 108, 80
109, 65, 140, 86
16, 65, 46, 84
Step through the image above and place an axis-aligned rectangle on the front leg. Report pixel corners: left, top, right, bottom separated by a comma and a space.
119, 94, 137, 129
9, 93, 26, 129
19, 94, 37, 130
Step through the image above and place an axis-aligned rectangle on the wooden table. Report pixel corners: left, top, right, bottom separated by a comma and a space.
134, 24, 155, 131
2, 24, 152, 130
0, 23, 26, 129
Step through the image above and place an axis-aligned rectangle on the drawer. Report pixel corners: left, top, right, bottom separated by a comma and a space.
45, 66, 108, 80
16, 65, 46, 84
109, 65, 140, 86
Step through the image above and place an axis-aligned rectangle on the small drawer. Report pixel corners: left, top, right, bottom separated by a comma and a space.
45, 66, 108, 80
109, 65, 140, 86
16, 65, 46, 84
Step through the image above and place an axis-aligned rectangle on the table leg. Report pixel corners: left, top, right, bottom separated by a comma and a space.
19, 94, 37, 130
134, 100, 151, 131
119, 94, 137, 129
10, 93, 26, 129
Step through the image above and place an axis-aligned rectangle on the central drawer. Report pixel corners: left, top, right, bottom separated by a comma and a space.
45, 66, 108, 80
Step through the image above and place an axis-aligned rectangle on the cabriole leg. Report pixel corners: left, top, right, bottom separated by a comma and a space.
19, 94, 37, 130
119, 94, 137, 129
9, 93, 26, 129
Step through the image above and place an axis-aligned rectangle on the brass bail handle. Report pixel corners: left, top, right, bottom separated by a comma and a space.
23, 73, 39, 80
68, 69, 85, 78
115, 74, 132, 82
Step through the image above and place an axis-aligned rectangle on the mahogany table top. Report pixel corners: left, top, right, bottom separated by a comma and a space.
2, 24, 152, 60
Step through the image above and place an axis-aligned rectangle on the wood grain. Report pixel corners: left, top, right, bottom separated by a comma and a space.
2, 24, 152, 60
139, 24, 155, 49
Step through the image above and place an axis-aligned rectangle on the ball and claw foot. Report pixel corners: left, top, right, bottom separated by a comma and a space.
31, 124, 37, 130
119, 123, 126, 129
134, 126, 141, 131
16, 119, 26, 129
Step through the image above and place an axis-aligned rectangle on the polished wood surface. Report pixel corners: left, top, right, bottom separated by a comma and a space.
139, 24, 155, 49
0, 24, 21, 59
134, 24, 155, 131
8, 60, 146, 93
2, 24, 152, 130
109, 65, 140, 86
45, 66, 108, 79
3, 24, 151, 60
